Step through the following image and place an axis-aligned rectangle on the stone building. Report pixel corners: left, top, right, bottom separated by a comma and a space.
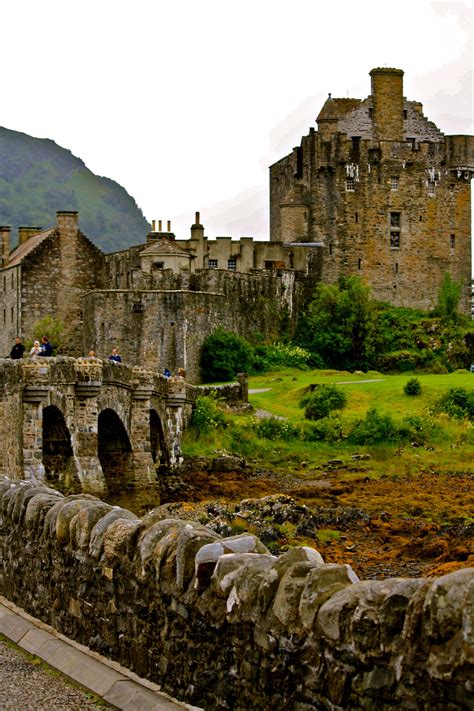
0, 67, 472, 376
270, 67, 474, 314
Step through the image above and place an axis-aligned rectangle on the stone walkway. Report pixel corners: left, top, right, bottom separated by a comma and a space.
0, 597, 198, 711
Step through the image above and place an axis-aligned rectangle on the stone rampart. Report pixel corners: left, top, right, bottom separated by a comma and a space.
0, 478, 471, 710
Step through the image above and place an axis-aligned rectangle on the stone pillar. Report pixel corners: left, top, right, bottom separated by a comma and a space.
130, 386, 158, 487
73, 382, 108, 496
0, 226, 11, 269
237, 373, 249, 402
370, 67, 404, 142
165, 376, 191, 467
22, 387, 49, 483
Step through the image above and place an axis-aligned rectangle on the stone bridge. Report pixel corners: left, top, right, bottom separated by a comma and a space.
0, 357, 197, 497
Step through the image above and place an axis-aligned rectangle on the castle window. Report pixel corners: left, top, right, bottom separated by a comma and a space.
3, 310, 5, 325
428, 180, 435, 197
209, 259, 218, 269
390, 231, 400, 249
450, 234, 455, 255
152, 261, 164, 270
403, 110, 407, 120
390, 212, 401, 249
11, 307, 13, 322
227, 258, 237, 271
346, 177, 355, 192
329, 244, 333, 255
406, 137, 416, 149
358, 258, 362, 270
133, 302, 144, 313
264, 260, 274, 270
395, 263, 399, 274
390, 176, 399, 191
390, 212, 401, 228
354, 212, 359, 223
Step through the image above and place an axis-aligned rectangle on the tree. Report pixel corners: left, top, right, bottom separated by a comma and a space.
435, 273, 462, 321
200, 328, 254, 382
300, 385, 347, 420
297, 276, 376, 370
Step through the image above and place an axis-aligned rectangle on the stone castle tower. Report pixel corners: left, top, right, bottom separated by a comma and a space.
270, 67, 473, 313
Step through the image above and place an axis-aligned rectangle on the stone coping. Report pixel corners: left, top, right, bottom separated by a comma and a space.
0, 596, 200, 711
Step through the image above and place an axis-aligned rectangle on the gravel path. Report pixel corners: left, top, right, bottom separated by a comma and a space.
0, 637, 110, 710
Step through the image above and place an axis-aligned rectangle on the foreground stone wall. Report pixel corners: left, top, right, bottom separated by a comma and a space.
0, 478, 471, 710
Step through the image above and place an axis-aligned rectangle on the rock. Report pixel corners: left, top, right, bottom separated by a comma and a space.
299, 563, 359, 631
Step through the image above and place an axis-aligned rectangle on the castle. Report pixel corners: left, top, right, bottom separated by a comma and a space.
1, 68, 472, 380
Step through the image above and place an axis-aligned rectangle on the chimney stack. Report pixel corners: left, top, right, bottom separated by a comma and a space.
369, 67, 404, 141
190, 211, 205, 241
0, 226, 11, 269
167, 220, 171, 232
152, 219, 156, 231
56, 210, 79, 234
18, 226, 42, 245
158, 220, 162, 231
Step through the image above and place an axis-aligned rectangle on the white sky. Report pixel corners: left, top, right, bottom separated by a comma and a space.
1, 0, 473, 241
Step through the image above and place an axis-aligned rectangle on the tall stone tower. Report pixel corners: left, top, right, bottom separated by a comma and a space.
269, 67, 474, 314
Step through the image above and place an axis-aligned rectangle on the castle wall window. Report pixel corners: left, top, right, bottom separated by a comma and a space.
428, 181, 435, 197
346, 177, 355, 191
354, 212, 359, 223
390, 176, 399, 191
390, 212, 401, 249
450, 234, 455, 255
390, 231, 400, 249
227, 258, 237, 271
390, 212, 401, 228
358, 258, 362, 270
209, 259, 218, 269
11, 307, 13, 322
152, 262, 164, 270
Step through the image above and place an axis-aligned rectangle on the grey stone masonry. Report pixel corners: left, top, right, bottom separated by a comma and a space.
0, 478, 472, 710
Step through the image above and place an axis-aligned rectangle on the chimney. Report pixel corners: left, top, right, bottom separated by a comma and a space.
56, 210, 79, 234
18, 226, 42, 245
0, 226, 11, 269
158, 220, 162, 231
152, 219, 156, 231
190, 211, 205, 241
167, 220, 171, 232
370, 68, 404, 141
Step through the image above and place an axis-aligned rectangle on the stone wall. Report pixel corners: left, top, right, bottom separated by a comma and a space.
0, 479, 472, 710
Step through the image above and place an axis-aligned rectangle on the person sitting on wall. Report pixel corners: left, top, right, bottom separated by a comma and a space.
10, 337, 25, 360
177, 367, 186, 378
38, 336, 53, 357
109, 347, 122, 363
87, 350, 96, 357
30, 340, 42, 359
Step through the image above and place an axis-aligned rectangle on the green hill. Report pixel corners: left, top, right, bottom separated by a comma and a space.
0, 126, 150, 252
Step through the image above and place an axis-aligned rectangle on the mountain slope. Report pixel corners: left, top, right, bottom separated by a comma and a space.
0, 127, 150, 252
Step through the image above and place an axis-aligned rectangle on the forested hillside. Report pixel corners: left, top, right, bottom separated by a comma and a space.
0, 127, 149, 252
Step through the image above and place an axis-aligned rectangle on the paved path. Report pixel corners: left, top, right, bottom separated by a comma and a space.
0, 597, 199, 711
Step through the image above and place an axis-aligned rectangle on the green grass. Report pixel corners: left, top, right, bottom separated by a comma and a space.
182, 368, 474, 478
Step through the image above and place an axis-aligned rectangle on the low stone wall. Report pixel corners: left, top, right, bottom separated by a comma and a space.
192, 373, 248, 406
0, 477, 472, 710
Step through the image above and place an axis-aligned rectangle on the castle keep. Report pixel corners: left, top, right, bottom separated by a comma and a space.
270, 68, 473, 312
0, 68, 472, 378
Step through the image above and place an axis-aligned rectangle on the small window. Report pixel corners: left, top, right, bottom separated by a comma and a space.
152, 261, 164, 270
403, 109, 407, 120
346, 177, 355, 192
227, 258, 237, 271
3, 310, 5, 324
11, 307, 14, 322
428, 181, 435, 197
390, 212, 401, 227
450, 235, 455, 256
133, 302, 144, 313
329, 244, 333, 255
395, 263, 399, 274
354, 212, 359, 223
264, 260, 274, 270
209, 259, 218, 269
390, 176, 399, 191
390, 231, 400, 249
358, 258, 362, 270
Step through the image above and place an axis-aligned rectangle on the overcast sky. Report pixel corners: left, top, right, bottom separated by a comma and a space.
2, 0, 473, 240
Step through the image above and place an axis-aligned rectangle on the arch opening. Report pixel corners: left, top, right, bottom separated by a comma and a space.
98, 408, 135, 496
150, 409, 168, 470
42, 405, 79, 492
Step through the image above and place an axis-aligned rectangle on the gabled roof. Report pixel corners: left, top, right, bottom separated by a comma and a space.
141, 238, 193, 258
7, 228, 56, 267
316, 97, 361, 123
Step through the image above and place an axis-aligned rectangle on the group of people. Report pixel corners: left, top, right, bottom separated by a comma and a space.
9, 338, 185, 378
10, 336, 53, 360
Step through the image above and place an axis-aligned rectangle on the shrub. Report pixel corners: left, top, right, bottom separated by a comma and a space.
348, 408, 400, 444
254, 417, 300, 441
190, 395, 226, 435
436, 388, 474, 421
435, 273, 462, 321
300, 385, 347, 421
27, 315, 65, 354
253, 342, 312, 371
200, 328, 254, 382
404, 377, 422, 396
300, 416, 343, 443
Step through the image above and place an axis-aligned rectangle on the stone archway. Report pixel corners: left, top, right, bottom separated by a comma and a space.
150, 409, 168, 470
42, 405, 80, 491
98, 408, 135, 496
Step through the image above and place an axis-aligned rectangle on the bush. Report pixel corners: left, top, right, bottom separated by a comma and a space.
404, 377, 422, 396
200, 328, 254, 382
190, 395, 226, 435
300, 416, 343, 443
436, 388, 474, 421
253, 342, 311, 372
348, 408, 400, 444
300, 385, 347, 421
254, 417, 300, 441
27, 315, 65, 354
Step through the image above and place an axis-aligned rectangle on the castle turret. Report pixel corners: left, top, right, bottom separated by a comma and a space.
0, 226, 11, 269
370, 67, 404, 141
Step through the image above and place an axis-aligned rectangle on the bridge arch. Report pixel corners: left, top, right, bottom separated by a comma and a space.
150, 408, 168, 469
42, 405, 80, 491
98, 408, 135, 497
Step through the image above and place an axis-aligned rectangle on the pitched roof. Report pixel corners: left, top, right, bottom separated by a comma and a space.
7, 228, 56, 267
141, 238, 192, 258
